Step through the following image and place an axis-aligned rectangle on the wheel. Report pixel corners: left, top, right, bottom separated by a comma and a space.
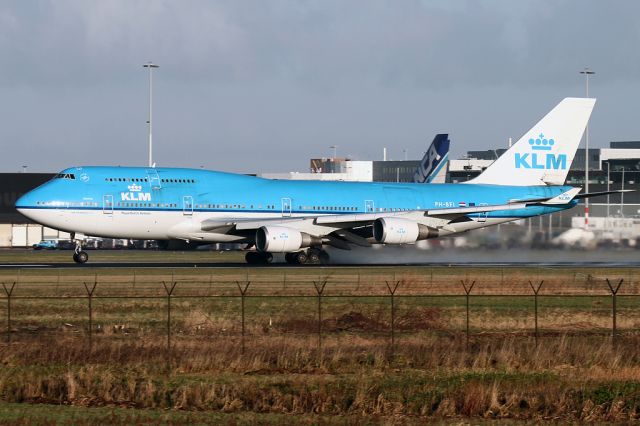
74, 251, 89, 264
307, 251, 321, 265
245, 252, 261, 264
285, 253, 297, 264
295, 252, 308, 264
245, 251, 273, 265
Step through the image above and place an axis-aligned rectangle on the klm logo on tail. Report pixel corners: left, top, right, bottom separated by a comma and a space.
514, 134, 567, 170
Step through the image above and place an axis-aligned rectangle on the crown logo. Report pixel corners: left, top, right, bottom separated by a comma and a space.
529, 133, 554, 151
127, 184, 142, 192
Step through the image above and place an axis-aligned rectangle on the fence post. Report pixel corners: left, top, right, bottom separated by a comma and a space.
2, 282, 16, 344
83, 277, 98, 350
385, 280, 401, 362
162, 281, 178, 371
461, 280, 476, 345
236, 281, 251, 355
605, 278, 623, 345
313, 280, 327, 362
528, 280, 544, 345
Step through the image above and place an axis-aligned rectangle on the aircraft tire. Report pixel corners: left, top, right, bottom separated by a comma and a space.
74, 251, 89, 264
284, 253, 297, 264
245, 252, 260, 264
307, 251, 321, 265
246, 251, 273, 265
295, 252, 308, 265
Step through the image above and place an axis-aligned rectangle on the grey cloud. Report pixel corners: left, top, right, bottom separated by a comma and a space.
1, 1, 639, 172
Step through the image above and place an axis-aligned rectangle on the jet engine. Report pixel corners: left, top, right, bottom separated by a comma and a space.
256, 226, 320, 252
373, 217, 438, 244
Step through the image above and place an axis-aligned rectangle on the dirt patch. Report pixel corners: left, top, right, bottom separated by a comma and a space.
278, 308, 442, 333
396, 307, 443, 330
331, 311, 384, 331
278, 311, 384, 333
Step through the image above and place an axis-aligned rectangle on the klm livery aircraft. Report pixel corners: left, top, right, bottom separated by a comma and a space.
16, 98, 621, 264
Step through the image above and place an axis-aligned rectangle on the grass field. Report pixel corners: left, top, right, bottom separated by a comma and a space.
0, 250, 639, 423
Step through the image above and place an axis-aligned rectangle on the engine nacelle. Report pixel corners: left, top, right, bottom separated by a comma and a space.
255, 226, 320, 252
373, 217, 438, 244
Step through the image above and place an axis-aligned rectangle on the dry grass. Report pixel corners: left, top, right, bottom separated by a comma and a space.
0, 265, 638, 422
0, 333, 639, 421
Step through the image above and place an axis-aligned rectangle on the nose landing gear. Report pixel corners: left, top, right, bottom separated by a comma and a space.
73, 240, 89, 264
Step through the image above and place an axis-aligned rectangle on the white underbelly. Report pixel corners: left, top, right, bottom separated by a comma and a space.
19, 208, 291, 242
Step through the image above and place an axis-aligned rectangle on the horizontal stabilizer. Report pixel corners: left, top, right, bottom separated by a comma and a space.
540, 187, 582, 205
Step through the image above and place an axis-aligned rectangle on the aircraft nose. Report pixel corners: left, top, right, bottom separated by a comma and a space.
15, 187, 42, 221
15, 191, 35, 209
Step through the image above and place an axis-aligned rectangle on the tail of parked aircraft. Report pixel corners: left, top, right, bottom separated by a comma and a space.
413, 134, 450, 183
468, 98, 596, 186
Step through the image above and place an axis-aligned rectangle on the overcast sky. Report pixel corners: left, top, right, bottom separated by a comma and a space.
1, 1, 639, 173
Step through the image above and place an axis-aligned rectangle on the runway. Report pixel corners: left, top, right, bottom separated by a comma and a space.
0, 248, 638, 269
1, 260, 639, 269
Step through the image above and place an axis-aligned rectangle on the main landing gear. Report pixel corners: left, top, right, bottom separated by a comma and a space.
72, 240, 89, 264
245, 251, 273, 265
285, 248, 329, 265
245, 248, 330, 265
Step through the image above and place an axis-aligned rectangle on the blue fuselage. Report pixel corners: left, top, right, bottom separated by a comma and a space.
16, 166, 576, 220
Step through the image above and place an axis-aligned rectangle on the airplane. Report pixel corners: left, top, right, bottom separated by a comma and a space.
16, 97, 624, 265
413, 134, 450, 184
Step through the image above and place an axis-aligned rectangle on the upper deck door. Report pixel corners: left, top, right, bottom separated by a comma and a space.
146, 169, 162, 190
281, 198, 292, 217
183, 196, 193, 216
103, 194, 113, 215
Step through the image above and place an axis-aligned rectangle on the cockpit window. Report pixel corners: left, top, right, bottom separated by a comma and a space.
55, 173, 76, 180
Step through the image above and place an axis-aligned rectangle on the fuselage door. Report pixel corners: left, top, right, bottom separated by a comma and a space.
103, 194, 113, 215
146, 169, 162, 190
365, 200, 375, 213
281, 197, 292, 217
183, 196, 193, 216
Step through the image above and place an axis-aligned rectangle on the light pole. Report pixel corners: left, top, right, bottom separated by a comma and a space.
143, 62, 159, 167
606, 161, 610, 228
580, 67, 595, 228
621, 167, 625, 217
329, 145, 338, 160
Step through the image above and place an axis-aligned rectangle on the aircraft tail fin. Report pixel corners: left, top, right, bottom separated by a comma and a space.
467, 98, 596, 186
413, 134, 450, 184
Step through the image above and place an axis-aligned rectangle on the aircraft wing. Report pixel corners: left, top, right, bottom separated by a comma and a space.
200, 201, 531, 233
199, 187, 593, 233
190, 187, 632, 245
